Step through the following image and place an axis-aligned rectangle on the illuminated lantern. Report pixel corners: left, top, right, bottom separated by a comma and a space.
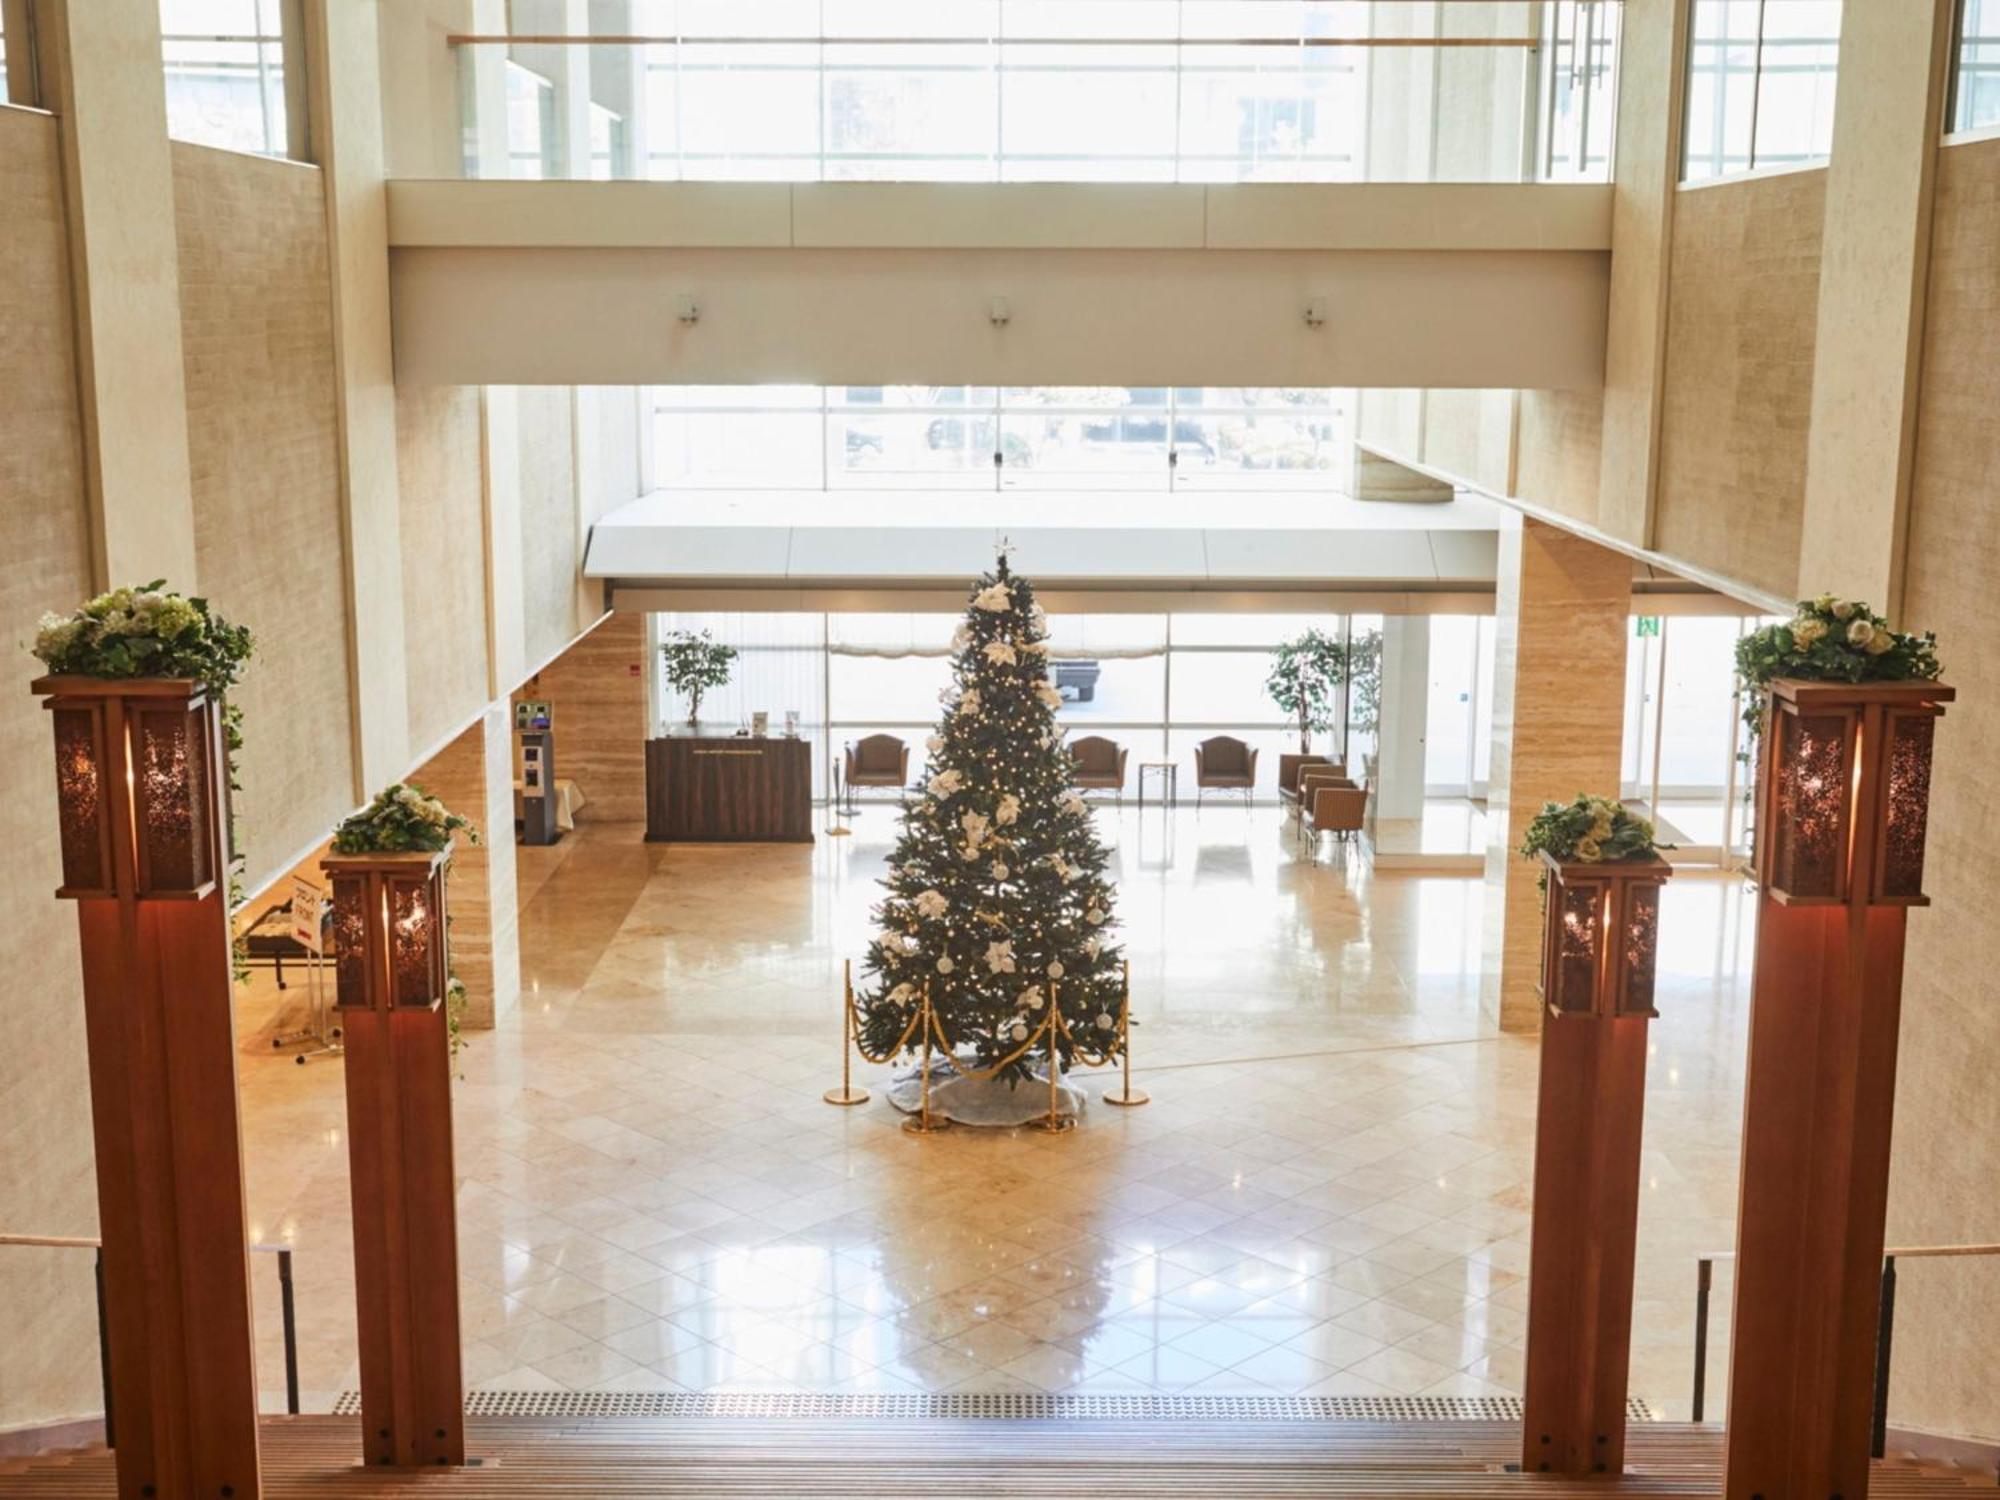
1522, 845, 1671, 1476
31, 674, 260, 1500
1726, 674, 1955, 1500
1537, 852, 1670, 1020
323, 848, 450, 1012
320, 842, 465, 1470
1757, 680, 1952, 906
36, 676, 224, 899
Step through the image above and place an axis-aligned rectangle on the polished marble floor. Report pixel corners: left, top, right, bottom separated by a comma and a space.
232, 806, 1753, 1415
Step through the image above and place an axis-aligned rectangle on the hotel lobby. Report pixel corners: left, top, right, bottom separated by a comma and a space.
4, 2, 2000, 1496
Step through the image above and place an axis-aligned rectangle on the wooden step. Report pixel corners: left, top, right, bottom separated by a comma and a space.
0, 1419, 1988, 1497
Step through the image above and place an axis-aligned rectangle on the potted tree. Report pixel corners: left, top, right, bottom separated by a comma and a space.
1266, 627, 1351, 754
660, 628, 737, 728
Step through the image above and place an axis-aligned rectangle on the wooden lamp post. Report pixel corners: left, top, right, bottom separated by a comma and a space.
32, 675, 262, 1500
320, 845, 466, 1468
1521, 849, 1672, 1477
1725, 678, 1952, 1500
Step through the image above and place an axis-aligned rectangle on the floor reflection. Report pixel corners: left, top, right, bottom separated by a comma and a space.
231, 805, 1753, 1415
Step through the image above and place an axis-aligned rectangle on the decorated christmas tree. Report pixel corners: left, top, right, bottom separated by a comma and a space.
856, 553, 1124, 1085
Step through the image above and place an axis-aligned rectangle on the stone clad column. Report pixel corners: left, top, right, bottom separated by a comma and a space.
408, 704, 520, 1030
1480, 519, 1631, 1031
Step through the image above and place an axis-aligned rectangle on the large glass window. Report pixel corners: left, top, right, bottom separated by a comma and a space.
1618, 613, 1780, 861
453, 3, 1618, 184
161, 0, 293, 159
1953, 0, 2000, 133
1422, 616, 1496, 798
1682, 0, 1840, 182
1539, 2, 1622, 181
659, 608, 1376, 802
650, 386, 1351, 492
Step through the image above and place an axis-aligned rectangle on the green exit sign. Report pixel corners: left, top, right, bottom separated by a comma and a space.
1636, 616, 1662, 638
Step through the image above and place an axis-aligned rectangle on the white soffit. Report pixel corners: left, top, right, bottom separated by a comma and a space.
584, 489, 1508, 590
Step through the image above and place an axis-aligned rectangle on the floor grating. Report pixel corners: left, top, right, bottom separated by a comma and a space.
329, 1391, 1658, 1422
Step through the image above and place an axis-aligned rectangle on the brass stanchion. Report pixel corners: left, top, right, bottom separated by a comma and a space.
1102, 961, 1149, 1107
1036, 984, 1076, 1133
902, 982, 950, 1134
823, 959, 870, 1106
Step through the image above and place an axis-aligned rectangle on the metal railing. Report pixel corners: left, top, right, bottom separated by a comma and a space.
1692, 1242, 2000, 1454
0, 1233, 303, 1443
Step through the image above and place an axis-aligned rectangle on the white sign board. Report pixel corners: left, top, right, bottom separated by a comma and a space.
290, 876, 324, 954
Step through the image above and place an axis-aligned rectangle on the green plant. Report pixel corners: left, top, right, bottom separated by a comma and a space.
330, 783, 481, 855
1345, 629, 1383, 738
660, 629, 737, 725
1519, 794, 1667, 866
33, 582, 257, 981
1735, 595, 1941, 734
1266, 628, 1350, 754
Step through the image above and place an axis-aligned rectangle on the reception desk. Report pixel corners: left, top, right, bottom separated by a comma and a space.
645, 733, 813, 843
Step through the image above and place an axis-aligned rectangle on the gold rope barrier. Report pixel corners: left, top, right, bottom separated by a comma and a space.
1101, 961, 1149, 1107
830, 960, 1150, 1129
901, 982, 949, 1134
823, 960, 871, 1106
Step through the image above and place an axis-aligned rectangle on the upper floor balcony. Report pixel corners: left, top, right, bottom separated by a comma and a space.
447, 0, 1620, 186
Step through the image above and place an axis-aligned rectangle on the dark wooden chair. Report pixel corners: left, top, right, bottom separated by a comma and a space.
1069, 735, 1128, 806
1278, 754, 1341, 819
1193, 735, 1258, 811
842, 734, 910, 814
1295, 766, 1359, 847
1304, 782, 1369, 861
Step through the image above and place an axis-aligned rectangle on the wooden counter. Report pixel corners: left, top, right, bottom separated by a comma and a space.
645, 734, 812, 843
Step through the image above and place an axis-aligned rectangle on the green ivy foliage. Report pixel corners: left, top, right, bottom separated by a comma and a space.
32, 581, 252, 695
1518, 794, 1665, 866
1735, 596, 1941, 733
331, 783, 481, 855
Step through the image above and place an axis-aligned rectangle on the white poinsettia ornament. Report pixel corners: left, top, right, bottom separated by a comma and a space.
995, 793, 1021, 825
914, 889, 948, 920
973, 582, 1012, 612
985, 939, 1017, 974
984, 640, 1018, 666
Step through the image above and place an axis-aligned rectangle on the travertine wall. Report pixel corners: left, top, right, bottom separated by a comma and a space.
516, 612, 648, 824
1480, 519, 1631, 1031
396, 384, 490, 756
409, 705, 520, 1029
1882, 135, 2000, 1444
0, 107, 107, 1438
1653, 170, 1826, 603
173, 143, 356, 883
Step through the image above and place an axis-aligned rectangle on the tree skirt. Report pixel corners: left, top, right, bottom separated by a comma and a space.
887, 1057, 1085, 1127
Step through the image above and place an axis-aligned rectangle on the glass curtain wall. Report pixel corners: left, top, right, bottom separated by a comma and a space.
651, 386, 1353, 491
1422, 616, 1497, 800
451, 2, 1618, 183
1682, 0, 1841, 182
1953, 0, 2000, 133
657, 610, 1377, 804
161, 0, 293, 158
1618, 613, 1782, 861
